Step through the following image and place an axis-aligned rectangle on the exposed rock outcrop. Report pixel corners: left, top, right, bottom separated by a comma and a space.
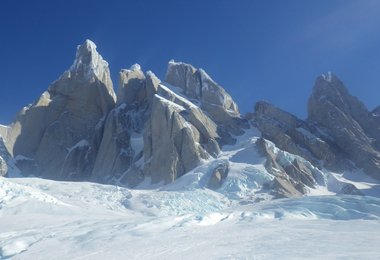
142, 71, 235, 184
339, 183, 364, 196
0, 156, 7, 177
0, 138, 9, 176
207, 160, 229, 189
116, 64, 146, 106
254, 101, 347, 172
256, 137, 324, 198
0, 125, 12, 157
0, 137, 20, 177
253, 72, 380, 184
0, 39, 248, 186
165, 60, 239, 119
143, 95, 207, 183
165, 61, 247, 144
0, 125, 9, 145
3, 40, 376, 198
92, 63, 229, 185
308, 73, 380, 179
92, 65, 152, 184
5, 40, 116, 180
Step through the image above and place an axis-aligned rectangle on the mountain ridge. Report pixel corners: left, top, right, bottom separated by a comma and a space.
1, 39, 379, 199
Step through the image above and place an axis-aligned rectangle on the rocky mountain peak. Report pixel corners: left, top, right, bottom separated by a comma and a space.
165, 60, 199, 98
68, 39, 112, 86
320, 71, 336, 82
165, 60, 240, 128
373, 106, 380, 116
3, 40, 117, 180
305, 73, 380, 179
308, 72, 368, 125
47, 39, 116, 102
252, 72, 380, 181
2, 40, 379, 195
311, 73, 349, 105
117, 64, 146, 105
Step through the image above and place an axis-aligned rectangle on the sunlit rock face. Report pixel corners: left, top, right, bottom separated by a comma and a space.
165, 61, 247, 142
0, 40, 247, 185
0, 137, 20, 177
5, 40, 116, 180
93, 62, 231, 185
2, 40, 379, 197
308, 73, 380, 179
253, 101, 347, 172
253, 72, 380, 182
0, 138, 9, 177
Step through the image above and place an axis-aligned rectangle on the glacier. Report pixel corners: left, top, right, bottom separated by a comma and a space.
1, 128, 380, 259
1, 40, 380, 259
1, 175, 380, 259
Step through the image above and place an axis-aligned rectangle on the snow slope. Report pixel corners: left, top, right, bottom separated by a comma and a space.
164, 128, 380, 201
1, 175, 380, 259
1, 129, 380, 259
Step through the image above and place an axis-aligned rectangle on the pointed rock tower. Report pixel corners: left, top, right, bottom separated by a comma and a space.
91, 60, 245, 186
7, 40, 116, 180
308, 73, 380, 179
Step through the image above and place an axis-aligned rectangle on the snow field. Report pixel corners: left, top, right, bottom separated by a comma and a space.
1, 128, 380, 259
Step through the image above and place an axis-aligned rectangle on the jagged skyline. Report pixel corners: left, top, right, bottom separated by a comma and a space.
1, 0, 380, 124
2, 2, 380, 258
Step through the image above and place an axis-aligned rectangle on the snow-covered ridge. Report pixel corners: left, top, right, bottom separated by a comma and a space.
154, 94, 186, 112
158, 83, 199, 108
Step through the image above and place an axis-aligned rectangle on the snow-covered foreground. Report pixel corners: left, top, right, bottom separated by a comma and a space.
2, 129, 380, 259
1, 176, 380, 260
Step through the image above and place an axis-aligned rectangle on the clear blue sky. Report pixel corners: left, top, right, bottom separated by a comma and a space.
1, 0, 380, 124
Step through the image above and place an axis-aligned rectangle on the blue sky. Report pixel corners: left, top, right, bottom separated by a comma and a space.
1, 0, 380, 124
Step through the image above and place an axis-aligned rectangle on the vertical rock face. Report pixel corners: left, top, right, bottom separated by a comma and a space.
0, 156, 7, 177
307, 73, 380, 179
254, 72, 380, 181
0, 125, 10, 153
2, 47, 239, 185
92, 62, 225, 185
256, 138, 322, 198
91, 65, 151, 184
140, 61, 246, 184
165, 61, 246, 142
165, 61, 240, 123
165, 60, 239, 120
116, 64, 146, 106
7, 40, 116, 180
0, 138, 9, 176
0, 137, 20, 177
1, 40, 379, 197
143, 95, 208, 183
207, 161, 229, 189
254, 101, 346, 171
0, 41, 249, 186
90, 55, 251, 186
